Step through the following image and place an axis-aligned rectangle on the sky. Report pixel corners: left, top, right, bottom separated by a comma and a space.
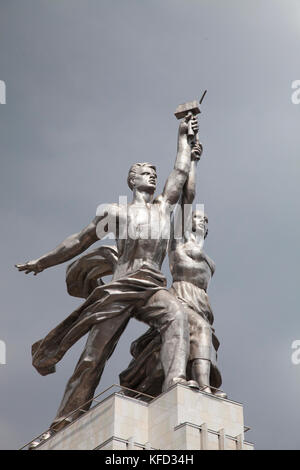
0, 0, 300, 450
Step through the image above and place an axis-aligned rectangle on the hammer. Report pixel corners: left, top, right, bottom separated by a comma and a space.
174, 90, 207, 144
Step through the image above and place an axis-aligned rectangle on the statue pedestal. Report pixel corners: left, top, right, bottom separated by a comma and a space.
36, 384, 254, 450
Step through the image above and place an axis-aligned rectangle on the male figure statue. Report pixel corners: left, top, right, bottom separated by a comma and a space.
16, 114, 198, 432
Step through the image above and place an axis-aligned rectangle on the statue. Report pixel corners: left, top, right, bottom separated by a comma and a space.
119, 142, 226, 398
15, 112, 200, 436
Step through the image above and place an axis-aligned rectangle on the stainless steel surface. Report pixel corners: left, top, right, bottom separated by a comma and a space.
120, 140, 226, 398
16, 111, 200, 431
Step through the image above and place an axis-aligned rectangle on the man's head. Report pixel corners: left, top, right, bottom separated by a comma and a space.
192, 211, 208, 239
127, 162, 157, 193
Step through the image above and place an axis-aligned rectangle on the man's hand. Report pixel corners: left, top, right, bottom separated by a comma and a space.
15, 259, 44, 275
191, 142, 203, 161
178, 114, 199, 138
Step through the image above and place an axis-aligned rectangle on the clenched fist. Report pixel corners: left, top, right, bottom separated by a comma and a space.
178, 113, 199, 138
191, 142, 203, 161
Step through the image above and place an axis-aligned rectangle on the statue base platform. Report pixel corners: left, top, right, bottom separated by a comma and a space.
35, 384, 254, 450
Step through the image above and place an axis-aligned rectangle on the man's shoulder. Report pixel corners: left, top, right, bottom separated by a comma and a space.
95, 202, 121, 218
153, 194, 175, 210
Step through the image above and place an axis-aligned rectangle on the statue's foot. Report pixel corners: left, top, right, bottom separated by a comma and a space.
28, 440, 40, 450
165, 377, 199, 391
213, 389, 227, 399
186, 380, 200, 389
40, 430, 56, 441
28, 429, 56, 449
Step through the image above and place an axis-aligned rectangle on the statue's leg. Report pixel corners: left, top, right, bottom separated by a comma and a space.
191, 359, 211, 393
50, 312, 130, 432
135, 289, 190, 392
188, 308, 213, 393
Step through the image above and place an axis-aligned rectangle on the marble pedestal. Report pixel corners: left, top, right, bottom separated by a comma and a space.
36, 384, 254, 450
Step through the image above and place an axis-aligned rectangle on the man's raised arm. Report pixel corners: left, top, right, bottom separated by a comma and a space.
180, 142, 203, 238
160, 115, 198, 206
15, 211, 108, 275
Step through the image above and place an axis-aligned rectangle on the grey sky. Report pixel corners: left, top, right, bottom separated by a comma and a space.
0, 0, 300, 449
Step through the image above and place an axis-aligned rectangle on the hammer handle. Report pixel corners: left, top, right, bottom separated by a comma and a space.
187, 119, 194, 137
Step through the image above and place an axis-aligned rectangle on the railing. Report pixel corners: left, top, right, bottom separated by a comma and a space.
19, 384, 155, 450
19, 382, 249, 450
174, 422, 251, 450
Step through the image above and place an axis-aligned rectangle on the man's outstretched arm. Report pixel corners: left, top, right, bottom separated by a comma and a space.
15, 212, 108, 275
160, 115, 198, 206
